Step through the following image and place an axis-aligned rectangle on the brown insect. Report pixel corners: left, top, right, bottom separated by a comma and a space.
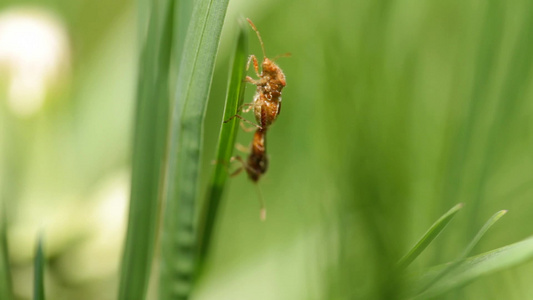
225, 18, 287, 132
230, 129, 268, 183
224, 18, 288, 220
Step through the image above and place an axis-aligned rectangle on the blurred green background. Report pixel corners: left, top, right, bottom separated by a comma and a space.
1, 0, 533, 299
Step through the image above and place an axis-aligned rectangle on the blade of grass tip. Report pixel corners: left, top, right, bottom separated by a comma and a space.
159, 0, 230, 298
118, 0, 174, 299
413, 234, 533, 299
0, 207, 12, 300
461, 210, 507, 257
33, 235, 45, 300
397, 203, 464, 269
414, 210, 508, 296
196, 20, 248, 270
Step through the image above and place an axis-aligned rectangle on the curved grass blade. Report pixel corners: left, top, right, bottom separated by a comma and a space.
118, 0, 175, 299
414, 235, 533, 299
33, 235, 45, 300
461, 210, 507, 257
159, 0, 230, 298
196, 21, 248, 269
0, 208, 12, 300
413, 210, 508, 297
397, 203, 464, 269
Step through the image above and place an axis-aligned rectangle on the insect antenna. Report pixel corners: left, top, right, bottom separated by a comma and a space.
273, 52, 291, 61
247, 18, 267, 59
255, 183, 267, 221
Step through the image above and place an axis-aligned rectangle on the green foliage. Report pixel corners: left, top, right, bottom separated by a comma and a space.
117, 0, 175, 299
394, 205, 533, 299
3, 0, 533, 299
414, 236, 533, 299
0, 209, 12, 300
159, 0, 230, 298
197, 22, 248, 268
33, 235, 45, 300
462, 210, 508, 258
411, 210, 510, 297
398, 203, 464, 269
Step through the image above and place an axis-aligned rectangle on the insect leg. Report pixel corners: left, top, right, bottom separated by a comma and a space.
247, 54, 261, 77
224, 114, 262, 130
210, 159, 233, 174
254, 183, 266, 221
239, 121, 255, 132
239, 103, 257, 113
235, 143, 250, 153
212, 156, 247, 177
230, 155, 259, 176
228, 156, 248, 177
245, 76, 261, 85
230, 166, 244, 177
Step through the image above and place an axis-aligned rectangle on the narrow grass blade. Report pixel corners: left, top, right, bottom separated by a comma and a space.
0, 208, 12, 300
461, 210, 507, 257
118, 0, 174, 299
172, 0, 193, 69
159, 0, 230, 298
397, 203, 464, 269
413, 210, 508, 297
413, 235, 533, 299
33, 235, 45, 300
196, 21, 248, 269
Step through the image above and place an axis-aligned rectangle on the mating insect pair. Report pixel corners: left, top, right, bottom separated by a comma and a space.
223, 18, 287, 219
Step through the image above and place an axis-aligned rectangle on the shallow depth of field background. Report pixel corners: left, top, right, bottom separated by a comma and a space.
1, 0, 533, 299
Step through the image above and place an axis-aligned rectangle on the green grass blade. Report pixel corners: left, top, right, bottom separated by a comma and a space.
0, 208, 12, 300
413, 210, 508, 297
414, 235, 533, 299
33, 235, 45, 300
118, 0, 174, 299
196, 22, 248, 268
397, 203, 464, 269
461, 210, 507, 257
173, 0, 193, 68
159, 0, 230, 298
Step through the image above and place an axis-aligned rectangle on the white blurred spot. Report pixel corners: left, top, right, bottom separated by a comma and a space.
72, 170, 129, 281
0, 7, 70, 116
